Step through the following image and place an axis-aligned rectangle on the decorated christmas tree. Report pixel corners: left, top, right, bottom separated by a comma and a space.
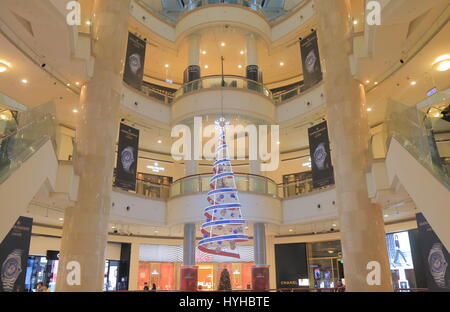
198, 117, 248, 259
218, 268, 232, 291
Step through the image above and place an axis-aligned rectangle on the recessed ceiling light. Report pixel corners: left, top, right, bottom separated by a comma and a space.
289, 229, 293, 232
72, 108, 78, 113
374, 81, 378, 85
410, 81, 417, 85
86, 20, 91, 25
240, 50, 245, 55
384, 214, 389, 218
154, 162, 158, 167
367, 107, 372, 112
365, 80, 370, 84
75, 82, 80, 86
59, 218, 64, 221
277, 141, 280, 145
332, 223, 337, 227
433, 55, 450, 72
202, 50, 207, 55
21, 79, 28, 84
204, 65, 208, 69
279, 62, 285, 66
220, 42, 226, 47
154, 230, 159, 233
238, 64, 242, 69
157, 139, 162, 144
66, 83, 71, 87
353, 20, 358, 25
164, 64, 169, 68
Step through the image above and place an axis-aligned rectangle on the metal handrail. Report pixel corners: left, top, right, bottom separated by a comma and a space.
0, 113, 54, 141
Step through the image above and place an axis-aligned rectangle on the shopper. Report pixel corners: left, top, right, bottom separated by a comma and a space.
336, 280, 345, 292
143, 282, 149, 291
35, 282, 44, 292
151, 283, 157, 292
43, 285, 50, 292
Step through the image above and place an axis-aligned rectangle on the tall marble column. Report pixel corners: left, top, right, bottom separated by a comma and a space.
55, 0, 131, 292
246, 33, 258, 66
185, 33, 201, 83
252, 223, 270, 291
314, 0, 392, 291
180, 223, 198, 291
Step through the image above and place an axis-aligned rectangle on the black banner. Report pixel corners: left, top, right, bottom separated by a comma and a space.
300, 31, 322, 92
416, 213, 450, 291
0, 216, 33, 292
308, 121, 334, 188
246, 65, 259, 82
123, 32, 146, 91
275, 243, 308, 289
115, 123, 139, 191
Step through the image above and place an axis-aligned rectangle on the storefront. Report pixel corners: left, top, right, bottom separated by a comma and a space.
307, 240, 344, 289
138, 244, 254, 291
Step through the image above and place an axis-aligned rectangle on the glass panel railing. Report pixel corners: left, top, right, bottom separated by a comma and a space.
169, 173, 278, 198
278, 178, 314, 198
135, 179, 170, 199
385, 98, 450, 189
0, 102, 57, 184
174, 75, 272, 100
140, 84, 175, 104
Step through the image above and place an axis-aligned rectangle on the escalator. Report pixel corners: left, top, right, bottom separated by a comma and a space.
384, 99, 450, 250
0, 103, 58, 242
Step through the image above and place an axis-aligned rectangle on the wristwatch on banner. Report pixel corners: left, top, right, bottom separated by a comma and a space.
121, 146, 135, 173
313, 142, 327, 170
428, 243, 448, 288
1, 249, 23, 292
305, 50, 317, 73
128, 53, 142, 75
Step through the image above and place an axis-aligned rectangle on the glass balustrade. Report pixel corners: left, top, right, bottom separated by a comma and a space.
174, 75, 272, 99
384, 98, 450, 189
169, 173, 278, 198
0, 102, 57, 184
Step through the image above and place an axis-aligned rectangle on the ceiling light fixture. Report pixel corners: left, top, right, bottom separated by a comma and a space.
75, 82, 80, 86
353, 20, 358, 25
289, 229, 293, 232
238, 65, 242, 69
202, 50, 207, 55
384, 214, 389, 218
280, 62, 285, 66
157, 139, 162, 144
367, 107, 372, 112
410, 81, 417, 86
164, 64, 169, 68
86, 21, 91, 25
21, 79, 28, 84
374, 81, 378, 85
432, 55, 450, 72
240, 50, 245, 55
220, 42, 226, 47
365, 80, 370, 84
0, 60, 12, 72
204, 65, 209, 69
72, 109, 78, 113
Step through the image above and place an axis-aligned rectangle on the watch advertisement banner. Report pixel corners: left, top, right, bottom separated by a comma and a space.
115, 123, 139, 191
0, 216, 33, 292
300, 31, 323, 92
308, 121, 334, 188
123, 32, 146, 91
416, 213, 450, 291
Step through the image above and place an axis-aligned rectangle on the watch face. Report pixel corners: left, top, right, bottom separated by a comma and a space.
2, 258, 20, 280
430, 252, 446, 273
121, 147, 135, 173
128, 53, 142, 75
305, 50, 317, 73
314, 144, 327, 163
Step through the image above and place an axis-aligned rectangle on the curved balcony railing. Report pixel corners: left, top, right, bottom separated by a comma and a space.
169, 173, 278, 197
173, 75, 272, 100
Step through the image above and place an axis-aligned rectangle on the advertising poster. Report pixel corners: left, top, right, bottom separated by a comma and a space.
0, 216, 33, 292
386, 231, 416, 290
308, 121, 334, 188
115, 123, 139, 191
123, 32, 146, 91
416, 213, 450, 291
300, 31, 323, 92
274, 243, 308, 289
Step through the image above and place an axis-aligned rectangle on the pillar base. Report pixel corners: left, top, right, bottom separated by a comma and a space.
180, 266, 198, 291
251, 265, 270, 291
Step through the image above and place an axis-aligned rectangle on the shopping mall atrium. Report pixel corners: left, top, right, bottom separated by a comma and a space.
0, 0, 449, 293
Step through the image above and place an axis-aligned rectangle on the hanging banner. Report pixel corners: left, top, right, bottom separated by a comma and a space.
416, 213, 450, 291
0, 216, 33, 292
300, 31, 323, 92
115, 123, 139, 191
308, 121, 334, 188
123, 32, 146, 91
